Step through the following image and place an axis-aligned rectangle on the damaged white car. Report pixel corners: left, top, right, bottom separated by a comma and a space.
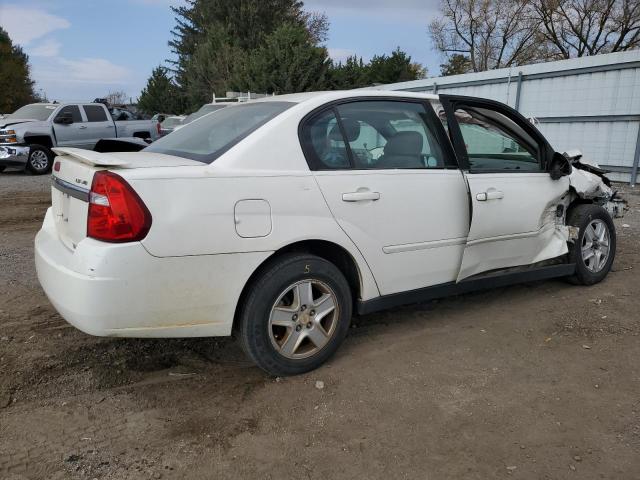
35, 91, 624, 376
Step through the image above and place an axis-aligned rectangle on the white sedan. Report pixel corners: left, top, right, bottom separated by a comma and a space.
35, 91, 623, 376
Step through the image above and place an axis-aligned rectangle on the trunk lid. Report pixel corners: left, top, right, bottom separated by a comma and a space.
50, 148, 200, 250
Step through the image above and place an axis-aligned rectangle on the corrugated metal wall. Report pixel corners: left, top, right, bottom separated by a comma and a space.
376, 50, 640, 184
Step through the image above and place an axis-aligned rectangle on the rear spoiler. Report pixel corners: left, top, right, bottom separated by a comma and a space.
51, 147, 129, 167
93, 137, 149, 153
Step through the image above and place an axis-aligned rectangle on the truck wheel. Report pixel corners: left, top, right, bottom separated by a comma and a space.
567, 204, 616, 285
237, 253, 352, 376
0, 166, 5, 173
27, 145, 54, 174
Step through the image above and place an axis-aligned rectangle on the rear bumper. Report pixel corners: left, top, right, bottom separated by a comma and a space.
35, 208, 271, 337
0, 145, 29, 167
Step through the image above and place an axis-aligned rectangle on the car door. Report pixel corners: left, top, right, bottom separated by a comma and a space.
82, 105, 115, 147
438, 95, 570, 281
52, 105, 92, 148
301, 98, 469, 296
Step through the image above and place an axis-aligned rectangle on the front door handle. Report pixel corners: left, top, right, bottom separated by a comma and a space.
342, 190, 381, 202
476, 190, 504, 201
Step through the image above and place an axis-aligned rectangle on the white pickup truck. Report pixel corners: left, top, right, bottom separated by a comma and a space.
0, 103, 154, 174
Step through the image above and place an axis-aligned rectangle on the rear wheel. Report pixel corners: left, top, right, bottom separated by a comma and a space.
567, 204, 616, 285
26, 145, 53, 174
0, 166, 5, 173
237, 254, 352, 376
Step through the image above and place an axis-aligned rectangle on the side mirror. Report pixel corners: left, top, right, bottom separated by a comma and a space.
549, 152, 572, 180
54, 112, 74, 125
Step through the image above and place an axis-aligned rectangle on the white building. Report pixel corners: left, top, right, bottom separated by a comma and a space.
376, 50, 640, 185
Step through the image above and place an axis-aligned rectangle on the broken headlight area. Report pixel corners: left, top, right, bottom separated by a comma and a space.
564, 150, 626, 218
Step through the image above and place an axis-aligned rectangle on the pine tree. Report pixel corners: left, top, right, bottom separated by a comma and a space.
368, 48, 423, 85
0, 27, 37, 113
328, 56, 370, 90
137, 66, 183, 114
169, 0, 310, 86
237, 23, 329, 94
439, 54, 472, 76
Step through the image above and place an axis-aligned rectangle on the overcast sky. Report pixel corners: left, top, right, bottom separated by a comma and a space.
0, 0, 442, 104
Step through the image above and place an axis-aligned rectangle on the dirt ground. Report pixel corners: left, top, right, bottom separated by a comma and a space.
0, 171, 639, 480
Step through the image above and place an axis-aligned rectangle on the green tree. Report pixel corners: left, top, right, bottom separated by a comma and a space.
183, 28, 245, 106
168, 0, 325, 98
439, 54, 472, 76
137, 66, 183, 114
367, 48, 425, 85
328, 56, 370, 89
236, 23, 329, 94
0, 27, 37, 113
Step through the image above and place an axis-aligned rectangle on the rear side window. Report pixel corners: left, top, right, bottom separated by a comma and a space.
144, 102, 293, 163
55, 105, 82, 123
83, 105, 108, 122
300, 109, 350, 169
301, 100, 451, 170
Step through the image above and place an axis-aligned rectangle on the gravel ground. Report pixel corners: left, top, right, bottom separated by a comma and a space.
0, 170, 639, 480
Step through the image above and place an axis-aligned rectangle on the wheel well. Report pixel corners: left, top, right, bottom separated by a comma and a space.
24, 136, 53, 149
231, 240, 362, 334
566, 197, 594, 219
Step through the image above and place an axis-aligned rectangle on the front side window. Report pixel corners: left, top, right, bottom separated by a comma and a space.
454, 107, 541, 172
301, 100, 449, 170
83, 105, 108, 122
55, 105, 83, 123
144, 101, 293, 163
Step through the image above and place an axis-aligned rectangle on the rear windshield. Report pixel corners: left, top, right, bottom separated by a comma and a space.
182, 104, 227, 124
6, 104, 57, 121
144, 102, 293, 163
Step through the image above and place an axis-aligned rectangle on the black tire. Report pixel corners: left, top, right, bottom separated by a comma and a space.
0, 166, 5, 173
237, 253, 352, 376
26, 144, 54, 174
566, 204, 616, 285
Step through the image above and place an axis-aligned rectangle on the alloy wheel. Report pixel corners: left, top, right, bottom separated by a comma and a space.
581, 219, 611, 273
29, 150, 49, 171
268, 279, 339, 359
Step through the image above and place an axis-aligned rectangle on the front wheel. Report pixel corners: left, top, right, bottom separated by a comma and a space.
26, 145, 54, 174
567, 204, 616, 285
237, 254, 352, 376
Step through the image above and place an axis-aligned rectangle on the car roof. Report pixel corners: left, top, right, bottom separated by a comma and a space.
254, 90, 440, 105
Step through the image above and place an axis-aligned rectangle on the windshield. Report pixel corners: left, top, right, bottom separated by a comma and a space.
183, 104, 226, 124
6, 104, 57, 121
144, 101, 293, 163
161, 117, 183, 128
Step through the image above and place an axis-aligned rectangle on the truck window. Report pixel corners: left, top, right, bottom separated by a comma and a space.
83, 105, 108, 122
55, 105, 82, 123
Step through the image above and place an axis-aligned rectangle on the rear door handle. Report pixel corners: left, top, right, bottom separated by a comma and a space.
78, 125, 87, 129
476, 190, 504, 201
342, 190, 380, 202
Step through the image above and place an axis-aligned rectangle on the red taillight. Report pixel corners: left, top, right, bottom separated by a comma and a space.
156, 122, 161, 135
87, 171, 152, 243
54, 161, 61, 172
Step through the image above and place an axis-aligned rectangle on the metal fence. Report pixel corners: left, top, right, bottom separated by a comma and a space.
376, 50, 640, 185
